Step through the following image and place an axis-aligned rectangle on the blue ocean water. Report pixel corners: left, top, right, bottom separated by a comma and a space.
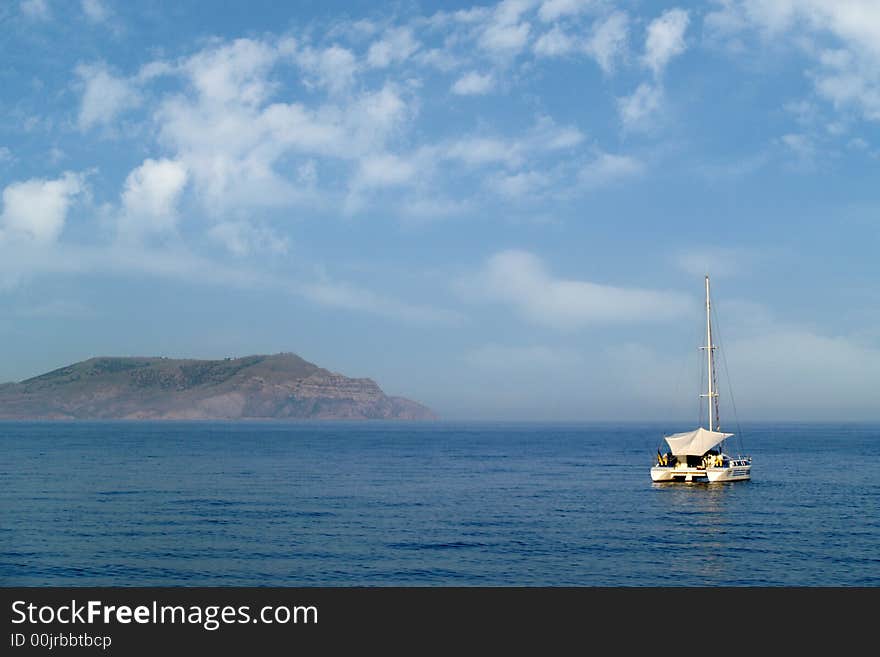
1, 421, 877, 586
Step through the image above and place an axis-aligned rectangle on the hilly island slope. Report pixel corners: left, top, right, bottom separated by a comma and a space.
0, 353, 436, 420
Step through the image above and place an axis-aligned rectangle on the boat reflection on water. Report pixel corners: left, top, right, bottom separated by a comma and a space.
648, 482, 738, 581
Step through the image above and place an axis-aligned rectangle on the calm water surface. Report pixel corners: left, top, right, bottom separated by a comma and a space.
1, 421, 877, 586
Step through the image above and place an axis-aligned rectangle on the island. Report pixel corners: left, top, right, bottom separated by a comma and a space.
0, 353, 436, 420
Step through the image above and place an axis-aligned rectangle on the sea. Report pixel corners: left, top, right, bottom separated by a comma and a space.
1, 421, 877, 587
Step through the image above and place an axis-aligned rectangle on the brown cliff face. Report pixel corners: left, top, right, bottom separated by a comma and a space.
0, 353, 436, 420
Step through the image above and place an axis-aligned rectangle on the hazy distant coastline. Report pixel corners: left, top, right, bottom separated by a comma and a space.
0, 353, 435, 421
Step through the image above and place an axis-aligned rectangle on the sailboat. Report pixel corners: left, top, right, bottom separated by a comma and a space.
650, 275, 752, 483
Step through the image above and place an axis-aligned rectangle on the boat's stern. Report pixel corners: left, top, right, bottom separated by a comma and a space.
706, 458, 751, 482
650, 465, 711, 483
650, 466, 674, 482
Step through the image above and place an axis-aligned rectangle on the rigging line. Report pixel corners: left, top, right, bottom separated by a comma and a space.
714, 354, 721, 430
698, 338, 706, 429
711, 300, 745, 454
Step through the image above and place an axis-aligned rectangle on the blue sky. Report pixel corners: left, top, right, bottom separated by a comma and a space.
1, 0, 879, 421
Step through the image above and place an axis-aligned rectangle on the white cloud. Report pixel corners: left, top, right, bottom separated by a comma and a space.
0, 147, 12, 164
585, 11, 629, 74
451, 70, 495, 95
60, 14, 613, 226
301, 279, 463, 325
443, 117, 582, 170
0, 239, 460, 326
537, 0, 595, 23
532, 11, 628, 72
705, 1, 880, 123
186, 38, 277, 106
579, 152, 643, 188
414, 47, 461, 72
533, 26, 575, 57
643, 8, 690, 76
354, 153, 416, 188
467, 250, 693, 328
617, 82, 663, 130
445, 137, 522, 167
398, 196, 471, 221
779, 133, 813, 155
148, 35, 415, 214
81, 0, 109, 23
118, 159, 188, 240
75, 63, 140, 130
480, 0, 533, 55
20, 0, 49, 20
346, 83, 413, 152
137, 59, 177, 83
482, 21, 531, 54
366, 27, 419, 68
489, 169, 552, 198
156, 95, 321, 212
208, 220, 288, 257
0, 172, 84, 243
779, 133, 817, 167
812, 47, 880, 120
296, 45, 358, 96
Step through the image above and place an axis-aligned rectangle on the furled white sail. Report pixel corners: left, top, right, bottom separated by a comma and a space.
663, 427, 732, 456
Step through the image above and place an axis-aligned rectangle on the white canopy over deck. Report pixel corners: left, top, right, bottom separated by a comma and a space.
663, 427, 733, 457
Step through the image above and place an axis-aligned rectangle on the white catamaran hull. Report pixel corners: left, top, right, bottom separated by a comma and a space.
706, 464, 751, 482
650, 463, 751, 483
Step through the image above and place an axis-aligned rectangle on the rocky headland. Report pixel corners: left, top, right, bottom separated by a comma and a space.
0, 353, 436, 420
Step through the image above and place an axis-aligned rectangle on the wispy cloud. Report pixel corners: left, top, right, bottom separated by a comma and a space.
451, 70, 495, 95
0, 239, 461, 326
579, 151, 643, 188
704, 1, 880, 123
643, 8, 689, 77
75, 62, 141, 130
20, 0, 49, 20
463, 249, 693, 328
532, 9, 629, 74
208, 221, 289, 257
615, 8, 688, 130
366, 27, 420, 68
81, 0, 109, 23
585, 11, 629, 74
617, 82, 663, 130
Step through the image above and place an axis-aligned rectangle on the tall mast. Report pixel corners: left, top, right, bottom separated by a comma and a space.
700, 275, 718, 431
